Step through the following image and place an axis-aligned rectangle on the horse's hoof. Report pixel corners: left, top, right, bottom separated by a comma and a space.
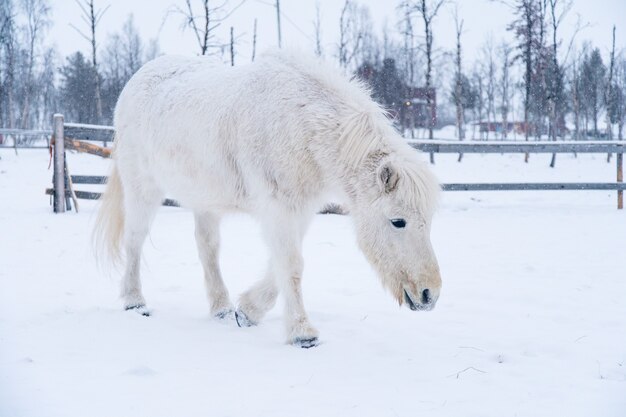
234, 309, 256, 327
125, 304, 151, 317
292, 337, 319, 349
214, 308, 235, 321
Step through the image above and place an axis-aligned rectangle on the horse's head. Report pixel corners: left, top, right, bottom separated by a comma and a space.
352, 151, 441, 311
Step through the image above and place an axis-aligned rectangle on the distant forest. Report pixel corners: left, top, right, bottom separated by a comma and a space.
0, 0, 624, 141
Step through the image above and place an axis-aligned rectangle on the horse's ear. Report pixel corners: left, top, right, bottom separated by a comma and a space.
377, 162, 399, 193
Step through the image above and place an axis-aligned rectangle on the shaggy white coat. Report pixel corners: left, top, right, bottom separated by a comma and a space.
94, 51, 442, 347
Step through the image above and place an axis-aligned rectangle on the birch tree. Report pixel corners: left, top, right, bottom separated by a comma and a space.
482, 37, 497, 139
18, 0, 50, 129
313, 2, 322, 57
507, 0, 540, 161
413, 0, 446, 162
452, 7, 465, 144
0, 0, 16, 129
174, 0, 244, 56
547, 0, 571, 167
338, 0, 363, 70
71, 0, 108, 124
498, 42, 514, 140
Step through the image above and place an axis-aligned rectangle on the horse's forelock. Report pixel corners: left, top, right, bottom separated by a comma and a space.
396, 158, 440, 220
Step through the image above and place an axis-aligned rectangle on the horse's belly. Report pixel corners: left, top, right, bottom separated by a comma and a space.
136, 144, 244, 212
154, 169, 248, 212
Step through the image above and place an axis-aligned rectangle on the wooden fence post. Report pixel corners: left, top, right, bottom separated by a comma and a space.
618, 151, 623, 210
53, 114, 66, 213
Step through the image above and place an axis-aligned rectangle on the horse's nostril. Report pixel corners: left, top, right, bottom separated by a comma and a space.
421, 288, 431, 304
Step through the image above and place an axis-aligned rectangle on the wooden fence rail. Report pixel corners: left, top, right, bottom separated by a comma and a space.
47, 117, 625, 211
408, 140, 626, 154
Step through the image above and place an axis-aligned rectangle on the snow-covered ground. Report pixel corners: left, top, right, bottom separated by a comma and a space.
1, 148, 625, 417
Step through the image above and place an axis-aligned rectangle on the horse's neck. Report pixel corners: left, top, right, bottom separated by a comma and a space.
324, 131, 395, 204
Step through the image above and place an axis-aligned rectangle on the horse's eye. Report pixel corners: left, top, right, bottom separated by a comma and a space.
390, 218, 406, 229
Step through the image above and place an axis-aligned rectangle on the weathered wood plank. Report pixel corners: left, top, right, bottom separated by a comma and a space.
57, 178, 626, 193
53, 115, 65, 213
64, 138, 112, 158
442, 183, 626, 191
45, 188, 180, 207
64, 123, 115, 142
70, 175, 107, 184
618, 153, 624, 209
409, 140, 626, 154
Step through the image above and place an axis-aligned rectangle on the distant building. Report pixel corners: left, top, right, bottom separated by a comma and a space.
474, 118, 568, 139
356, 61, 437, 131
399, 87, 437, 130
474, 121, 527, 137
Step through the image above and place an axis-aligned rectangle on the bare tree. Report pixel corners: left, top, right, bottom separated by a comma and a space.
569, 47, 582, 140
145, 38, 160, 62
471, 65, 485, 139
399, 0, 417, 85
229, 26, 234, 66
275, 0, 281, 48
396, 0, 422, 136
338, 0, 362, 70
453, 7, 465, 148
547, 0, 572, 167
506, 0, 540, 162
615, 59, 626, 140
120, 14, 143, 76
251, 18, 257, 61
71, 0, 108, 125
481, 38, 496, 140
604, 26, 617, 164
100, 14, 155, 123
0, 0, 16, 129
605, 25, 616, 144
173, 0, 244, 56
19, 0, 51, 129
535, 0, 549, 144
581, 47, 606, 139
354, 8, 378, 66
414, 0, 446, 162
313, 2, 322, 57
498, 42, 514, 140
36, 47, 57, 129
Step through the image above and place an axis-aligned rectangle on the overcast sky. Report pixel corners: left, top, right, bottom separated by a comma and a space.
48, 0, 625, 67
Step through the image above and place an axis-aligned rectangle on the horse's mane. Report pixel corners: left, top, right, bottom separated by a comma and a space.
338, 106, 440, 219
261, 50, 440, 217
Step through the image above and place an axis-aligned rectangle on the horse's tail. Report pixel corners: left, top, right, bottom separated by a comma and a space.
93, 160, 125, 269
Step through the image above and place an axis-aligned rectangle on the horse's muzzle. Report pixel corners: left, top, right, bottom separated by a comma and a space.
404, 288, 437, 311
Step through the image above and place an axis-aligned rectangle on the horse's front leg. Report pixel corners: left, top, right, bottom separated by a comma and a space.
261, 212, 319, 348
236, 269, 279, 327
194, 212, 235, 319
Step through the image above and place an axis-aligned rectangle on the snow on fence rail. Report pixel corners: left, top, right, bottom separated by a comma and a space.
45, 115, 625, 212
409, 140, 625, 209
0, 128, 52, 149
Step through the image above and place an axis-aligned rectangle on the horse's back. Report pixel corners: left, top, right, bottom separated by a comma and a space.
112, 53, 340, 212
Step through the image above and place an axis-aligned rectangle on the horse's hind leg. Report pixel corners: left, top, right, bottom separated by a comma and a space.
120, 186, 162, 316
194, 212, 234, 319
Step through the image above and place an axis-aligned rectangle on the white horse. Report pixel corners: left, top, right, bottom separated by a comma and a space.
94, 51, 442, 348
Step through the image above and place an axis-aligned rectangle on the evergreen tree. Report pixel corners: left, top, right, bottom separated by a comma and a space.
373, 58, 404, 113
59, 52, 99, 123
580, 48, 606, 137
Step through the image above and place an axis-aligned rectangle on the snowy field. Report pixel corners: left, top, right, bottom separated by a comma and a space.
1, 148, 625, 417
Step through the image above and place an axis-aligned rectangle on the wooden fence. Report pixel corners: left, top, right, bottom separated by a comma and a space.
47, 115, 625, 212
0, 128, 52, 149
408, 140, 625, 209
